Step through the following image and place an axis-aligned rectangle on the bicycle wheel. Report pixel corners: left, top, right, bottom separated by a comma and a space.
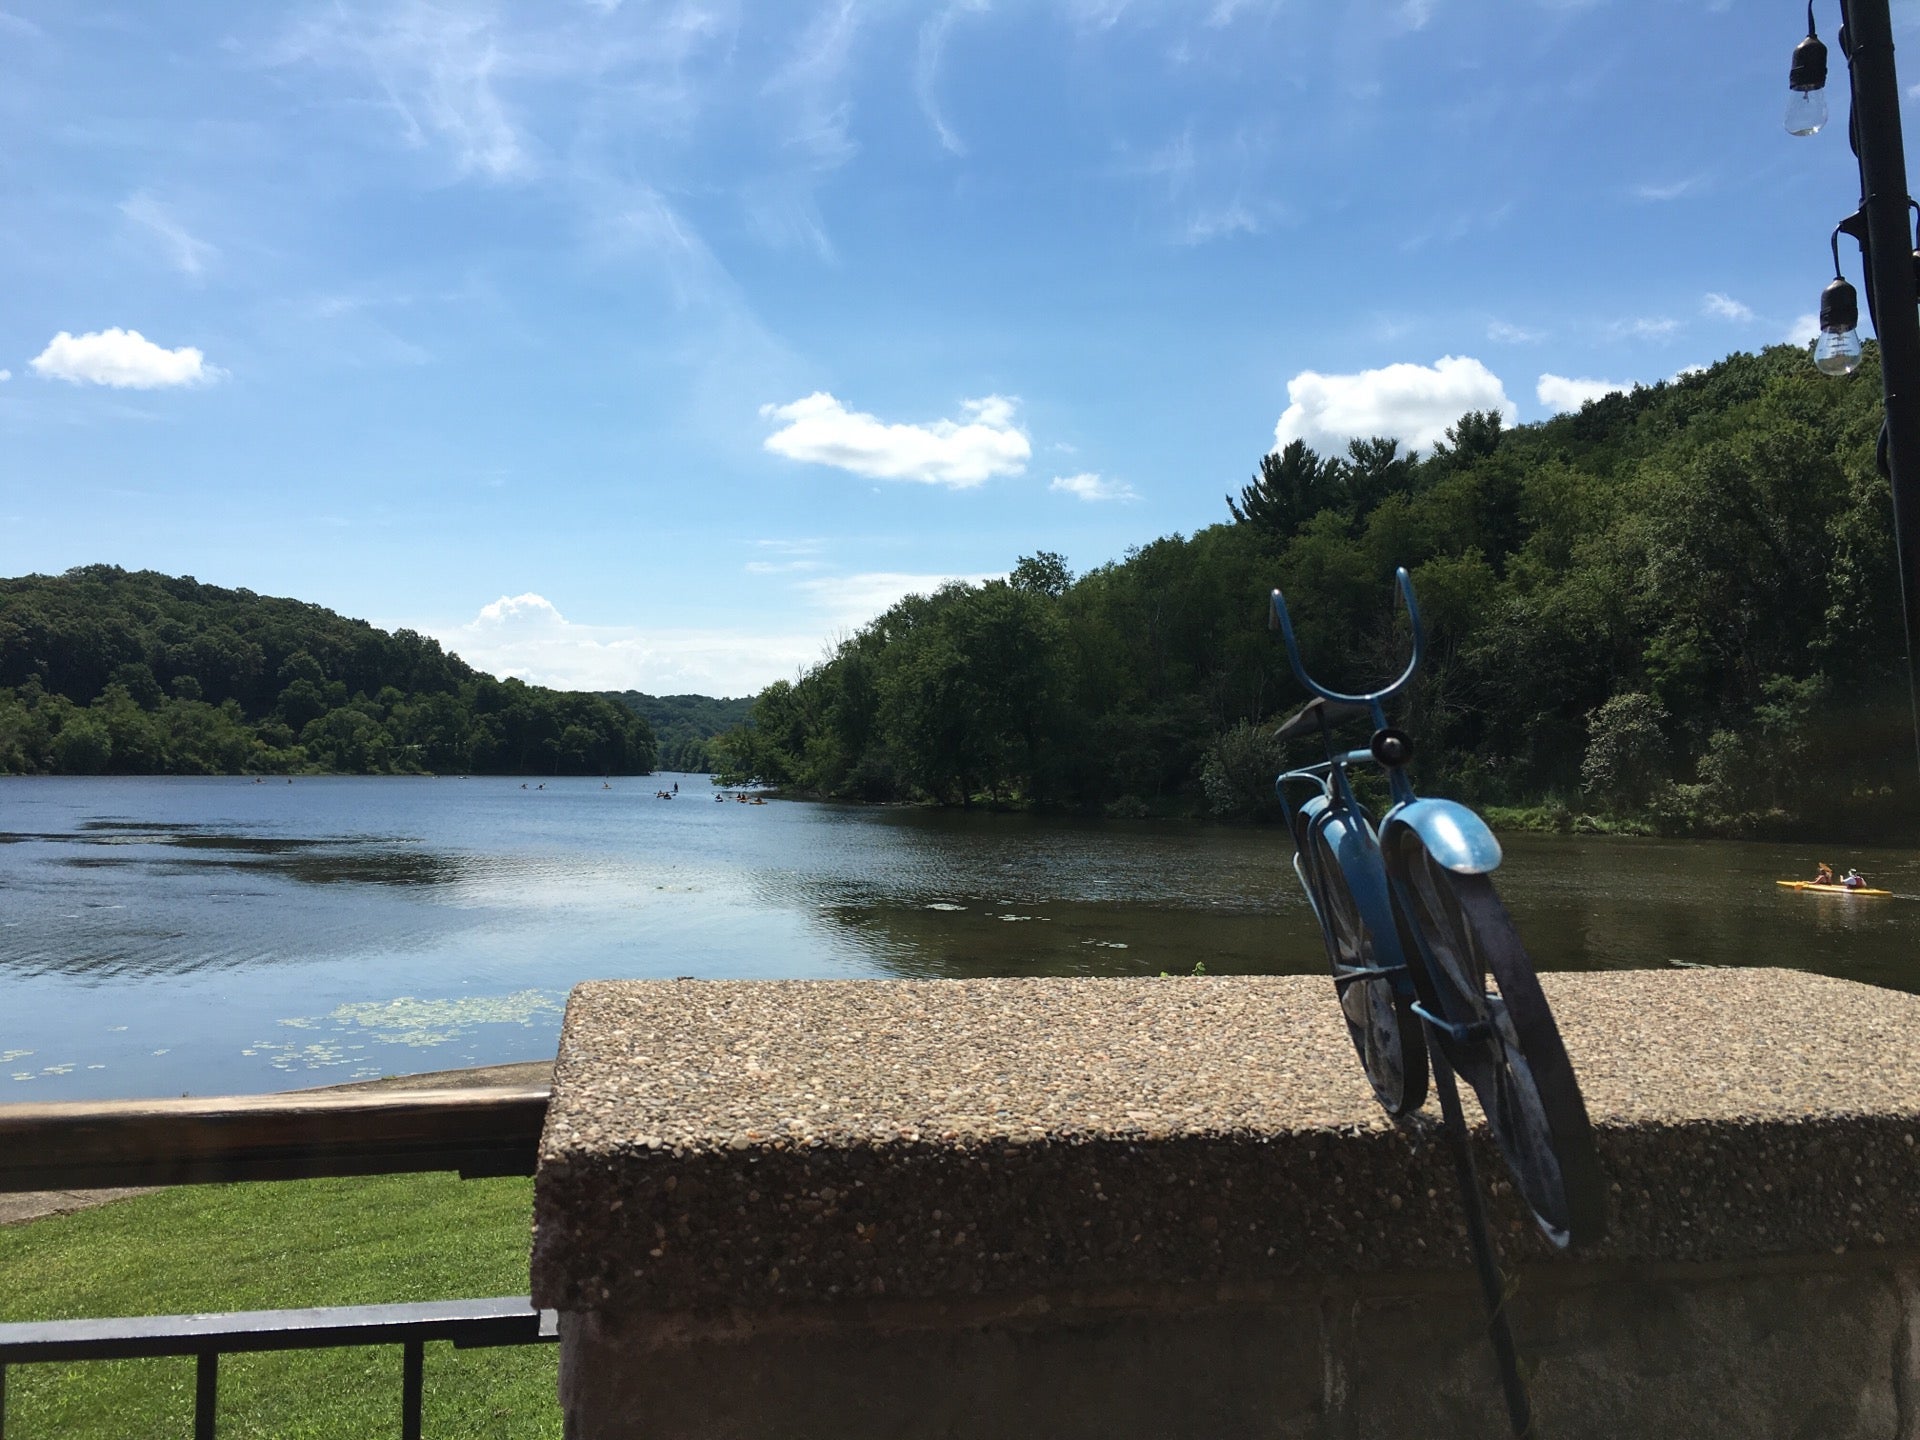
1394, 836, 1605, 1247
1308, 831, 1429, 1116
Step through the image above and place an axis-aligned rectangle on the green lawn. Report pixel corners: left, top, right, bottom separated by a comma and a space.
0, 1174, 559, 1439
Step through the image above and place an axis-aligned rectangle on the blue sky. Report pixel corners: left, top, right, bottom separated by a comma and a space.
0, 0, 1903, 695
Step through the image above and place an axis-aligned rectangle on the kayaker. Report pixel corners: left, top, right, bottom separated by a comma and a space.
1814, 861, 1835, 885
1842, 868, 1867, 889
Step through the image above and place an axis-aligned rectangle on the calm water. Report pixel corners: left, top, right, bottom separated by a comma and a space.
3, 775, 1917, 1100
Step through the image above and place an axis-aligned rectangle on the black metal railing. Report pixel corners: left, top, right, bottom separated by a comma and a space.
0, 1086, 555, 1438
0, 1296, 558, 1440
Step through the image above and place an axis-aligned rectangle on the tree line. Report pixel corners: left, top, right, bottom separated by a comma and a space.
0, 567, 657, 776
713, 343, 1912, 838
600, 691, 751, 773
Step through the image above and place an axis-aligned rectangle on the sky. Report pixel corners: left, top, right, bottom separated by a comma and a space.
0, 0, 1910, 697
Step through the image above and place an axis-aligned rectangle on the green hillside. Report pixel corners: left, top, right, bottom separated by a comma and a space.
0, 567, 656, 776
714, 344, 1912, 840
601, 692, 751, 773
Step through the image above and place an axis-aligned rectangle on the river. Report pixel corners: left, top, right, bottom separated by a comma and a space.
2, 774, 1915, 1100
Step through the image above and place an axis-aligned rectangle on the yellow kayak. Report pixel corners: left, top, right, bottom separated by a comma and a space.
1776, 880, 1893, 896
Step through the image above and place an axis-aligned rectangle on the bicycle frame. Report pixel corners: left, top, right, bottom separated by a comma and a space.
1269, 567, 1545, 1435
1271, 571, 1507, 1039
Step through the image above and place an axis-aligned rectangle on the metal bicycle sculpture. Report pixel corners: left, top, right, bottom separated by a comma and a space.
1271, 569, 1605, 1436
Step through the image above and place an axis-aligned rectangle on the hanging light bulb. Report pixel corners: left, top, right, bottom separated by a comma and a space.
1814, 276, 1864, 376
1786, 2, 1829, 136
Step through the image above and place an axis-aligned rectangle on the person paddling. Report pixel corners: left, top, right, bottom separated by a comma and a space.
1842, 868, 1867, 890
1813, 861, 1835, 885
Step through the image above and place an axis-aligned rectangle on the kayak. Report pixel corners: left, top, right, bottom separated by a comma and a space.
1775, 880, 1894, 896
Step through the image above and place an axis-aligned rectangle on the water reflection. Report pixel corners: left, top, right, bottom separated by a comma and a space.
4, 775, 1920, 1099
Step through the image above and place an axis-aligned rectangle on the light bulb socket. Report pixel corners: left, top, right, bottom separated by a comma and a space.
1821, 276, 1859, 333
1790, 33, 1829, 92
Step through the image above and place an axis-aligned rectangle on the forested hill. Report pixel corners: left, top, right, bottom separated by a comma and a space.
713, 343, 1913, 840
601, 692, 750, 773
0, 567, 656, 776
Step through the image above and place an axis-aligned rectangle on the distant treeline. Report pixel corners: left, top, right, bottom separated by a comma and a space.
713, 344, 1914, 839
600, 692, 751, 772
0, 567, 657, 776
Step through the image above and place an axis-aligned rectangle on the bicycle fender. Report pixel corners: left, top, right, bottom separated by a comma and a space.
1312, 811, 1407, 955
1383, 799, 1503, 874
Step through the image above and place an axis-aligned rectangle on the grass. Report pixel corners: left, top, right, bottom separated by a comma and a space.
0, 1174, 559, 1439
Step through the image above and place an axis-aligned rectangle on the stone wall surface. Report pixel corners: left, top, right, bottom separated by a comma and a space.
533, 969, 1920, 1439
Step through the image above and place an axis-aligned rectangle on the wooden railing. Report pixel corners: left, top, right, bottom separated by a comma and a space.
0, 1087, 549, 1192
0, 1087, 556, 1437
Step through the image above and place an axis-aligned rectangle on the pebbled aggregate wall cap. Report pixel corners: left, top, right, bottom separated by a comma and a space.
531, 970, 1920, 1316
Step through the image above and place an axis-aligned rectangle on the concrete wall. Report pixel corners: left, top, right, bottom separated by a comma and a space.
533, 970, 1920, 1439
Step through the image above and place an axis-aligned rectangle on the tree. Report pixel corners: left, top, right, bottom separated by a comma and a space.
1011, 551, 1074, 598
1200, 721, 1286, 821
1580, 693, 1670, 812
1227, 440, 1341, 537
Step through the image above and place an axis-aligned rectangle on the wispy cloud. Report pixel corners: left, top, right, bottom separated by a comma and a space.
1634, 176, 1702, 202
917, 1, 988, 157
1786, 313, 1821, 346
765, 0, 862, 172
1183, 204, 1259, 244
1051, 472, 1138, 502
1486, 319, 1544, 344
1608, 315, 1682, 340
760, 392, 1031, 487
274, 1, 532, 179
585, 183, 734, 307
1702, 292, 1754, 323
29, 328, 222, 389
1116, 121, 1282, 245
120, 194, 217, 279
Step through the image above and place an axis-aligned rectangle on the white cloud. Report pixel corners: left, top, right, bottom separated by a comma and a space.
429, 593, 820, 697
0, 370, 10, 382
797, 570, 1003, 630
1051, 472, 1138, 502
29, 328, 221, 389
1537, 373, 1633, 413
1786, 313, 1821, 346
429, 569, 1023, 694
1273, 356, 1515, 454
1486, 320, 1544, 344
1702, 292, 1754, 323
760, 392, 1031, 487
120, 194, 216, 279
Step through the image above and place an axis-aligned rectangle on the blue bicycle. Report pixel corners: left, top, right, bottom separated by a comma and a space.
1272, 569, 1605, 1433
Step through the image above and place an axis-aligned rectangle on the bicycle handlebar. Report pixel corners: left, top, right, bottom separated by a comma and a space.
1268, 566, 1425, 706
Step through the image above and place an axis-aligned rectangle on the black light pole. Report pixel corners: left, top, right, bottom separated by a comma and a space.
1796, 0, 1920, 764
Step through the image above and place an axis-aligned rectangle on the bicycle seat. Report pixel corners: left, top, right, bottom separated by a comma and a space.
1274, 696, 1372, 742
